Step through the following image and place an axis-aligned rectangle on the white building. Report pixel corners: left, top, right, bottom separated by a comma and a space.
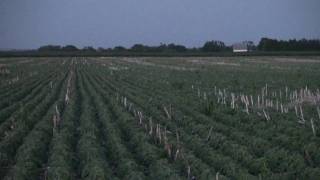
233, 41, 254, 53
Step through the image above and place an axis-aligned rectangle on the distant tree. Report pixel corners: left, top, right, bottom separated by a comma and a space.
97, 47, 110, 52
62, 45, 78, 51
167, 43, 187, 52
131, 44, 148, 52
258, 38, 279, 51
246, 41, 256, 50
156, 43, 168, 52
38, 45, 61, 51
129, 43, 188, 53
113, 46, 127, 51
201, 41, 228, 52
82, 46, 96, 52
258, 38, 320, 51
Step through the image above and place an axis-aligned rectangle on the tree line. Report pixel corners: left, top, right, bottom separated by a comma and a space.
38, 38, 320, 53
38, 41, 231, 53
258, 38, 320, 51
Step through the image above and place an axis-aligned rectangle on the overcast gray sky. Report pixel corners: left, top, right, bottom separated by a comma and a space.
0, 0, 319, 49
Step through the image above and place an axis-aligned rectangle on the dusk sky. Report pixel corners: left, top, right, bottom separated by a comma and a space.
0, 0, 319, 49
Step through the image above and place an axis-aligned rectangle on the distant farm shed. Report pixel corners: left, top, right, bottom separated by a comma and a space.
233, 41, 254, 53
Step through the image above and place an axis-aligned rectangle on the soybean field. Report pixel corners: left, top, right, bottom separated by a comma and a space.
0, 56, 320, 180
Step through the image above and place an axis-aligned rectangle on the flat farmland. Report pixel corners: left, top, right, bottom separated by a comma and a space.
0, 56, 320, 180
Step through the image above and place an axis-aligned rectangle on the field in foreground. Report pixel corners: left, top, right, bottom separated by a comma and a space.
0, 56, 320, 180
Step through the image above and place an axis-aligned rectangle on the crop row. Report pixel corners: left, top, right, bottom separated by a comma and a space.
83, 61, 320, 179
